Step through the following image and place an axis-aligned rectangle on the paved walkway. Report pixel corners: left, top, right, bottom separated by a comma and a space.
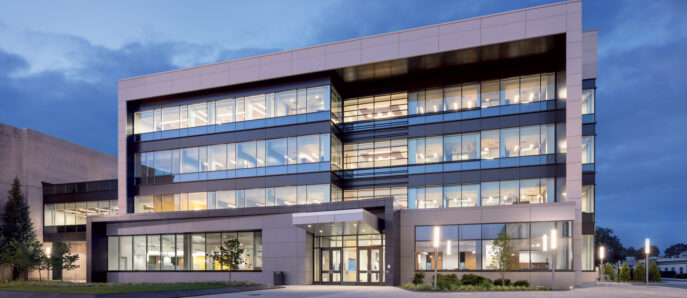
196, 283, 687, 298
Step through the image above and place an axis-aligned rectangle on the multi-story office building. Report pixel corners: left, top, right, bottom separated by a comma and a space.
89, 0, 597, 288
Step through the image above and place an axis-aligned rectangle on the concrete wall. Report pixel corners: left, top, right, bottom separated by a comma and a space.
0, 123, 117, 280
104, 213, 310, 285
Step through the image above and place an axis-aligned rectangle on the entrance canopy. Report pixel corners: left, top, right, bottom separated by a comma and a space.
292, 209, 381, 236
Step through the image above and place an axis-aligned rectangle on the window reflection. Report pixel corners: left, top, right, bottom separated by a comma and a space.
582, 89, 595, 114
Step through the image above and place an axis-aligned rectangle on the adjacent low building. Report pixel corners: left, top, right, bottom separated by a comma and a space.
0, 122, 116, 281
86, 0, 597, 288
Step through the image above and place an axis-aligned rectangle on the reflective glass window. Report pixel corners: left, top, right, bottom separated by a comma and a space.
245, 188, 265, 208
208, 145, 227, 171
582, 89, 595, 114
181, 147, 199, 173
188, 103, 208, 127
216, 190, 236, 209
244, 94, 266, 120
461, 83, 479, 109
499, 128, 519, 158
134, 111, 155, 134
266, 138, 287, 166
500, 180, 518, 205
274, 90, 298, 117
461, 133, 480, 160
161, 234, 175, 270
520, 75, 540, 103
480, 81, 499, 108
519, 126, 541, 156
424, 136, 443, 163
147, 235, 160, 270
443, 135, 461, 162
519, 179, 540, 204
216, 99, 235, 124
582, 136, 594, 164
237, 141, 257, 168
189, 192, 207, 211
461, 184, 480, 207
481, 182, 499, 206
444, 86, 461, 111
582, 185, 595, 213
161, 107, 180, 130
133, 235, 146, 270
306, 87, 326, 113
298, 135, 320, 164
500, 77, 519, 105
480, 130, 499, 160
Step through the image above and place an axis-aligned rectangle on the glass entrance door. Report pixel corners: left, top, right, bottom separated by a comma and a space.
358, 246, 382, 284
321, 248, 341, 283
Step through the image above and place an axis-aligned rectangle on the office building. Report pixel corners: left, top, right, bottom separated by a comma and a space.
89, 0, 597, 288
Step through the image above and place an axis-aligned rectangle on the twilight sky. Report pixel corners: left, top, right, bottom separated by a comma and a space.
0, 0, 685, 251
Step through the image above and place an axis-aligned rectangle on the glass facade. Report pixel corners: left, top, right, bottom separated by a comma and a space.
134, 184, 341, 213
134, 86, 332, 135
343, 92, 408, 122
314, 234, 385, 284
582, 136, 595, 164
406, 73, 555, 115
108, 231, 262, 271
408, 178, 558, 209
409, 124, 556, 164
44, 200, 117, 231
582, 185, 595, 213
581, 89, 594, 114
415, 222, 572, 271
582, 234, 594, 271
135, 133, 340, 184
344, 139, 407, 169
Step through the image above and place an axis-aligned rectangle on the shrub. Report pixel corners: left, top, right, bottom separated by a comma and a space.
433, 274, 460, 290
412, 271, 425, 285
479, 279, 492, 289
461, 273, 487, 285
416, 283, 432, 291
492, 278, 511, 286
676, 273, 687, 279
603, 262, 615, 281
513, 280, 529, 287
633, 262, 646, 281
660, 270, 676, 278
619, 263, 631, 282
649, 262, 661, 282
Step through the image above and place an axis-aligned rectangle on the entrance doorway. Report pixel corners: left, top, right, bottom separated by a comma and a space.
320, 248, 341, 283
314, 235, 384, 285
358, 247, 382, 284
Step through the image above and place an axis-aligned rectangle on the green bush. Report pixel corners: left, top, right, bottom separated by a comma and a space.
492, 279, 511, 286
461, 274, 487, 285
649, 262, 661, 282
412, 271, 425, 285
479, 279, 492, 289
633, 262, 646, 281
603, 262, 615, 281
416, 283, 432, 291
433, 274, 460, 290
619, 263, 631, 282
513, 280, 529, 287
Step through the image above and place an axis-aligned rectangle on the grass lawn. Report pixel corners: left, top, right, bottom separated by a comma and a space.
0, 280, 259, 295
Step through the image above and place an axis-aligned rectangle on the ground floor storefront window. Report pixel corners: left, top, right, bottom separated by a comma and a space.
415, 221, 572, 271
107, 230, 261, 271
314, 234, 385, 284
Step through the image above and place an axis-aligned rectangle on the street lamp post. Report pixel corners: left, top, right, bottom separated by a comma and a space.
46, 247, 51, 281
433, 226, 440, 291
599, 246, 605, 282
550, 229, 557, 290
645, 238, 650, 285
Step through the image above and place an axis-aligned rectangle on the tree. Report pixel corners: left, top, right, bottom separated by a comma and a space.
490, 232, 517, 284
633, 261, 645, 282
209, 238, 244, 280
603, 262, 615, 281
50, 242, 80, 282
664, 243, 687, 257
649, 261, 661, 282
0, 178, 43, 280
595, 227, 625, 264
619, 263, 631, 282
36, 251, 50, 281
634, 245, 660, 260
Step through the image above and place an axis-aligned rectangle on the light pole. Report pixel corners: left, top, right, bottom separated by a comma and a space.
433, 226, 440, 291
599, 246, 605, 282
550, 229, 557, 290
46, 247, 51, 281
645, 238, 650, 284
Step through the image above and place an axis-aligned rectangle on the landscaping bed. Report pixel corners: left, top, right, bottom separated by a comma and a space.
401, 273, 549, 292
0, 280, 260, 295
